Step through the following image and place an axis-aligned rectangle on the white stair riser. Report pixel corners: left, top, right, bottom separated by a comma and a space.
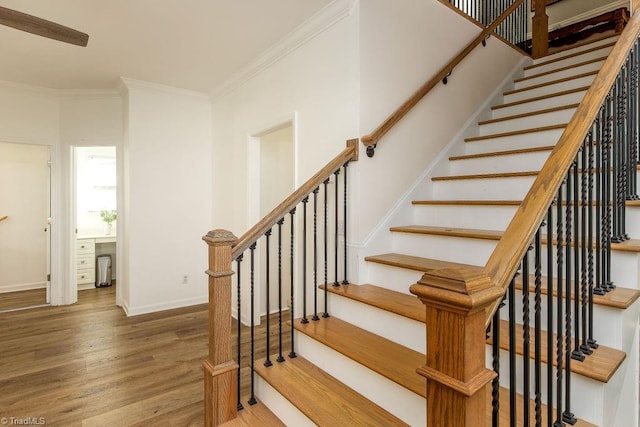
525, 46, 614, 77
392, 232, 494, 266
531, 37, 618, 65
478, 108, 575, 136
627, 206, 640, 237
413, 204, 518, 230
327, 294, 425, 353
295, 332, 426, 427
432, 176, 537, 200
503, 74, 596, 104
514, 60, 604, 90
464, 129, 563, 155
487, 346, 607, 426
450, 151, 549, 175
365, 262, 424, 295
492, 90, 586, 120
255, 377, 316, 427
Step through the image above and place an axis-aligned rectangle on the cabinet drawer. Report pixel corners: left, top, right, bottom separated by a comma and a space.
77, 268, 95, 285
77, 254, 94, 268
76, 239, 95, 254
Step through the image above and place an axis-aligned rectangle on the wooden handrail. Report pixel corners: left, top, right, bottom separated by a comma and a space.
0, 215, 7, 222
483, 9, 640, 324
360, 0, 525, 155
231, 139, 358, 259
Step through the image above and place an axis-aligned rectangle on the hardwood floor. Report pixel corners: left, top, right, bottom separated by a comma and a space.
0, 288, 47, 312
0, 287, 289, 426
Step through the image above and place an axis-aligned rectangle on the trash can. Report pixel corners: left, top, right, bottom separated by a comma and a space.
96, 255, 112, 288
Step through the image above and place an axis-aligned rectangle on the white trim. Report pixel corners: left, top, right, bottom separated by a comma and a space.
124, 295, 208, 317
0, 282, 47, 293
119, 77, 211, 100
210, 0, 356, 100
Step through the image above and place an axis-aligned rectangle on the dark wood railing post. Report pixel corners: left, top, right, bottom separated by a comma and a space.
203, 229, 239, 426
532, 0, 549, 58
410, 267, 503, 427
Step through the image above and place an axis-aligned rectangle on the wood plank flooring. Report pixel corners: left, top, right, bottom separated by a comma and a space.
0, 286, 288, 426
0, 288, 47, 312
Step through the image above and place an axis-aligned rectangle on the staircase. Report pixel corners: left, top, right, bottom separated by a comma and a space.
233, 33, 640, 426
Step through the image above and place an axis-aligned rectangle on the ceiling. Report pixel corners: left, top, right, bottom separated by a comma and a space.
0, 0, 334, 93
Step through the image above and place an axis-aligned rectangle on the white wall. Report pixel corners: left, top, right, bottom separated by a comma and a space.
352, 0, 523, 245
545, 0, 628, 30
120, 79, 213, 315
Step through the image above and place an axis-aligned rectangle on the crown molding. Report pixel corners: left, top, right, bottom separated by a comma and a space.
119, 77, 211, 100
210, 0, 356, 100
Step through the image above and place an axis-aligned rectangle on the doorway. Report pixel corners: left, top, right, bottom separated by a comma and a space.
0, 142, 51, 312
73, 146, 117, 298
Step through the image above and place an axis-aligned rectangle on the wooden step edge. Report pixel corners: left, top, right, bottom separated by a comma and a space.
514, 275, 640, 310
364, 252, 480, 273
478, 104, 578, 126
432, 171, 539, 181
320, 283, 426, 323
524, 41, 617, 71
490, 319, 626, 383
449, 145, 554, 161
390, 225, 503, 240
492, 86, 589, 111
465, 124, 567, 142
412, 200, 521, 206
536, 34, 618, 63
220, 400, 285, 427
253, 356, 409, 426
293, 316, 426, 398
503, 71, 598, 96
629, 199, 640, 207
515, 57, 607, 84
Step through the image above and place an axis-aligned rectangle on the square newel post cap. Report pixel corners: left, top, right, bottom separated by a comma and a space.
410, 267, 503, 314
203, 229, 238, 247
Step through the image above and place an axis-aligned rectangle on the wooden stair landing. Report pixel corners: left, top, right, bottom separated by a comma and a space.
254, 356, 408, 426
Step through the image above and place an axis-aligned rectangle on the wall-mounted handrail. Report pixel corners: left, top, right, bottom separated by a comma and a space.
360, 0, 525, 157
483, 8, 640, 324
0, 215, 7, 222
231, 139, 358, 259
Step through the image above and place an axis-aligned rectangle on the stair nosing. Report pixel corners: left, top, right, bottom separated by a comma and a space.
432, 171, 539, 181
412, 200, 521, 206
525, 40, 616, 71
515, 57, 606, 84
465, 124, 567, 142
449, 145, 554, 161
503, 71, 598, 96
364, 252, 480, 273
492, 86, 589, 111
478, 104, 578, 126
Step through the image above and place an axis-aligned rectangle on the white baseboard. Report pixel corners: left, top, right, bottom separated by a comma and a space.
124, 295, 208, 316
0, 281, 47, 293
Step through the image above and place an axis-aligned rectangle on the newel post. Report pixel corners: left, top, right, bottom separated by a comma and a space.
410, 267, 503, 426
532, 0, 549, 59
202, 229, 238, 426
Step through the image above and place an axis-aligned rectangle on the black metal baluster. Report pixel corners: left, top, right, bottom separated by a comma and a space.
604, 93, 615, 291
492, 300, 502, 427
236, 255, 244, 411
323, 178, 330, 318
581, 133, 594, 355
564, 167, 578, 425
587, 126, 599, 350
312, 187, 320, 321
571, 156, 585, 363
522, 250, 531, 427
546, 205, 555, 427
595, 105, 606, 296
554, 184, 564, 427
264, 229, 273, 368
289, 208, 297, 359
534, 227, 543, 426
277, 218, 285, 363
248, 242, 257, 406
333, 169, 340, 287
509, 276, 517, 427
301, 197, 309, 324
612, 72, 626, 243
630, 40, 640, 200
342, 163, 349, 285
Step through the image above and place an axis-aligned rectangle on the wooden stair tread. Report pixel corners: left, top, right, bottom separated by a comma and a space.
465, 124, 566, 142
492, 86, 589, 111
503, 71, 598, 96
321, 283, 426, 323
528, 38, 617, 69
254, 356, 408, 426
412, 200, 521, 206
514, 274, 640, 310
432, 171, 539, 181
490, 319, 626, 383
390, 225, 640, 253
450, 145, 554, 161
515, 57, 607, 84
220, 400, 285, 427
364, 252, 480, 272
478, 104, 577, 126
294, 316, 425, 397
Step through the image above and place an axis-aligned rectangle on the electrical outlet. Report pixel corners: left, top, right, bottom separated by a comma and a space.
182, 274, 189, 285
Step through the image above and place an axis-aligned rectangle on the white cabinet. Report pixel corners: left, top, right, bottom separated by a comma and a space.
76, 238, 95, 288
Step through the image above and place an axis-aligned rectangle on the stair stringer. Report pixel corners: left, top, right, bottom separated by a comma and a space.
354, 56, 528, 285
